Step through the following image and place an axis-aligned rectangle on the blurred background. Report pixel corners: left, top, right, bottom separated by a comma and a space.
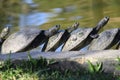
0, 0, 120, 33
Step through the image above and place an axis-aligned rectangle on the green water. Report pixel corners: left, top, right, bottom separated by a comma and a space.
36, 0, 120, 30
0, 0, 120, 32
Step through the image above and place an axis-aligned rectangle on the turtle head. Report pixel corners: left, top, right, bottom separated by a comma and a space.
94, 16, 109, 32
66, 22, 79, 33
45, 25, 60, 37
0, 26, 10, 47
0, 26, 10, 39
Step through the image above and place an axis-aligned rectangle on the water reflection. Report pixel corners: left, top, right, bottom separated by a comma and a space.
91, 0, 104, 22
19, 11, 57, 29
22, 0, 34, 4
111, 0, 120, 16
19, 0, 58, 29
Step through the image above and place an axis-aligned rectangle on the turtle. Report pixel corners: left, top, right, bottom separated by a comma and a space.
0, 26, 10, 47
62, 17, 109, 51
88, 28, 120, 50
1, 25, 60, 54
42, 22, 79, 52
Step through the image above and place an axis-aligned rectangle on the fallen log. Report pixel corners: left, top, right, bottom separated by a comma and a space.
0, 50, 120, 75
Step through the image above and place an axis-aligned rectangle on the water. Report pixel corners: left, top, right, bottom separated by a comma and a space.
1, 0, 120, 30
19, 11, 57, 29
19, 0, 59, 29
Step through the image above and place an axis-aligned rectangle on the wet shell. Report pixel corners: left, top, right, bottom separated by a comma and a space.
44, 31, 65, 51
62, 28, 93, 51
1, 28, 43, 53
1, 25, 60, 54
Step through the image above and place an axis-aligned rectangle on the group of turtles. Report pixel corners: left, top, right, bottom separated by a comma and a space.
0, 17, 120, 54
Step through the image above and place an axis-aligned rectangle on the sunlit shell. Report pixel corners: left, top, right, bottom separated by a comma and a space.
45, 31, 65, 51
62, 28, 93, 51
2, 28, 42, 53
88, 28, 119, 50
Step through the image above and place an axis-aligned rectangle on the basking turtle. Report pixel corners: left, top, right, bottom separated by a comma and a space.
42, 22, 79, 52
0, 26, 10, 47
88, 28, 120, 50
62, 17, 109, 51
1, 25, 60, 54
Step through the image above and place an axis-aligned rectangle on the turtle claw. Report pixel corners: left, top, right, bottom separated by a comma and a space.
90, 34, 99, 39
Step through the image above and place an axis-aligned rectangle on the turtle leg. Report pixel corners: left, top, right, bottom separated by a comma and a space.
90, 34, 99, 39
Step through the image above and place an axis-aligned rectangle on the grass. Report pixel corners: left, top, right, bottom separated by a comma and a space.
0, 54, 120, 80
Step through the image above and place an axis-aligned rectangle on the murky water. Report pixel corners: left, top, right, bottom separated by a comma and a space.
33, 0, 120, 30
0, 0, 120, 52
1, 0, 120, 31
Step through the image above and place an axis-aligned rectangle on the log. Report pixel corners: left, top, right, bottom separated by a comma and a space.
0, 50, 120, 74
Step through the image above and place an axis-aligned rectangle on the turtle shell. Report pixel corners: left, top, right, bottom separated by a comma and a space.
62, 28, 93, 51
44, 31, 65, 51
88, 28, 119, 50
1, 28, 44, 53
1, 25, 60, 54
43, 23, 79, 52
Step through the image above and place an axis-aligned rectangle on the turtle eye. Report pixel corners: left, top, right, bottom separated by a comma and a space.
55, 25, 60, 30
105, 16, 109, 21
74, 22, 79, 27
